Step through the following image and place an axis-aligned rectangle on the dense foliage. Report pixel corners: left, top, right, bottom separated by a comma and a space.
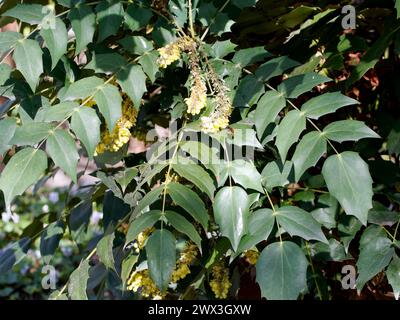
0, 0, 400, 300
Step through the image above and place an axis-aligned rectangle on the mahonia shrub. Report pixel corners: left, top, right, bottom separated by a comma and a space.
0, 0, 399, 300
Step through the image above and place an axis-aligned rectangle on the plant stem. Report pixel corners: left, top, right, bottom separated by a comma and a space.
188, 0, 196, 38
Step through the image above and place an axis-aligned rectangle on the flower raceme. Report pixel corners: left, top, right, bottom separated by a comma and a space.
157, 42, 181, 69
209, 261, 232, 299
185, 73, 207, 115
127, 241, 198, 299
244, 250, 259, 265
95, 94, 138, 155
133, 227, 155, 253
171, 243, 198, 282
127, 269, 164, 299
156, 37, 232, 127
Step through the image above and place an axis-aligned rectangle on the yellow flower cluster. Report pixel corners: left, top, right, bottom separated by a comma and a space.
127, 269, 164, 299
157, 42, 181, 68
133, 227, 155, 254
200, 61, 232, 133
244, 250, 259, 265
95, 95, 138, 154
157, 37, 209, 116
209, 261, 231, 299
200, 94, 232, 134
157, 37, 196, 69
185, 76, 207, 115
126, 242, 198, 299
171, 242, 198, 283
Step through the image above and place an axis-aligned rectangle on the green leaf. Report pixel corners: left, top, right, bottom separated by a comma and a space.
0, 118, 17, 156
168, 0, 187, 28
93, 84, 122, 131
96, 0, 123, 42
255, 56, 300, 82
261, 161, 292, 190
233, 75, 265, 108
323, 120, 380, 143
388, 125, 400, 155
0, 148, 47, 207
229, 126, 263, 149
46, 129, 79, 183
40, 220, 64, 264
276, 110, 306, 161
209, 40, 237, 59
0, 31, 23, 53
165, 210, 202, 251
125, 210, 161, 246
322, 152, 373, 225
396, 0, 400, 19
210, 13, 234, 36
14, 39, 43, 92
179, 141, 220, 177
167, 182, 209, 231
338, 215, 362, 253
10, 122, 54, 146
275, 206, 328, 243
124, 4, 152, 31
346, 26, 398, 87
115, 167, 138, 193
356, 226, 394, 291
312, 239, 349, 262
256, 241, 308, 300
146, 229, 176, 291
301, 92, 359, 120
387, 255, 400, 300
71, 107, 101, 159
69, 4, 96, 54
139, 51, 159, 83
35, 102, 79, 122
311, 195, 338, 229
102, 191, 130, 229
228, 159, 263, 192
132, 185, 163, 217
62, 76, 104, 101
255, 90, 286, 140
121, 254, 138, 289
0, 64, 12, 85
277, 73, 331, 98
232, 46, 272, 67
3, 4, 45, 24
119, 36, 154, 55
68, 260, 90, 300
69, 200, 92, 232
368, 202, 400, 226
40, 17, 68, 70
209, 59, 240, 90
97, 225, 116, 271
85, 53, 126, 75
292, 131, 327, 181
236, 209, 275, 255
171, 162, 215, 199
214, 186, 249, 251
0, 238, 31, 274
117, 65, 147, 108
